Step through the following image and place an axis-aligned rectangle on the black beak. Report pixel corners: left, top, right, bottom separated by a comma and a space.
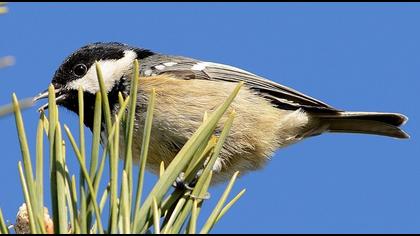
33, 87, 66, 112
33, 89, 49, 101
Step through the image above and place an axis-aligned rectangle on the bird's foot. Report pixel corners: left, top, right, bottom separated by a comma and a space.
172, 172, 195, 191
172, 171, 210, 200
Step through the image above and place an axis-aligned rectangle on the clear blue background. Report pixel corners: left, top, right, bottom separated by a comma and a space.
0, 3, 419, 233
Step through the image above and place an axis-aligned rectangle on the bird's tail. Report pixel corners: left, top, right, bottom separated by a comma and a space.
313, 112, 409, 139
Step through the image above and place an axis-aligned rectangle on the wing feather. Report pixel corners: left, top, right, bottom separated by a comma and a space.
140, 55, 339, 112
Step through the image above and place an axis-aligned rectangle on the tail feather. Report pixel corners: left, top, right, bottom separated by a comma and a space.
315, 112, 409, 139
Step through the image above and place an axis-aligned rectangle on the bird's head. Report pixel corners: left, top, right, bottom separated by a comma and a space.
33, 42, 154, 129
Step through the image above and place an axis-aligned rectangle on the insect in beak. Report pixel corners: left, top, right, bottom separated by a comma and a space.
33, 87, 65, 112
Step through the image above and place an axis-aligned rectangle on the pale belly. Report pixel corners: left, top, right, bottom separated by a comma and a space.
117, 75, 311, 184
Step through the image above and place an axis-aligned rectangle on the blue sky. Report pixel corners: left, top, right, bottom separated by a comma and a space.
0, 3, 419, 233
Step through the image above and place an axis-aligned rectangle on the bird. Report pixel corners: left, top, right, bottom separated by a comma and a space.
33, 42, 409, 184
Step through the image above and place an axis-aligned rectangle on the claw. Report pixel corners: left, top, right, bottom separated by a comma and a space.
172, 172, 195, 191
172, 171, 211, 200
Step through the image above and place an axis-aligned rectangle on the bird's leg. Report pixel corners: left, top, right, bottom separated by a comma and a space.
172, 172, 195, 191
172, 172, 210, 200
172, 159, 223, 198
172, 157, 224, 200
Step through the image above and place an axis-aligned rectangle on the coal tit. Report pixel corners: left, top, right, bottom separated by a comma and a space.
34, 42, 409, 184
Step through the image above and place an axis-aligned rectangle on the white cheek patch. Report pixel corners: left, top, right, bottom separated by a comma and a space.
67, 50, 137, 94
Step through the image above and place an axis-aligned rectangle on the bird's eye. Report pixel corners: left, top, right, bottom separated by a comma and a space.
73, 64, 87, 77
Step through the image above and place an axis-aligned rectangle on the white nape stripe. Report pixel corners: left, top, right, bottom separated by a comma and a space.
67, 50, 137, 94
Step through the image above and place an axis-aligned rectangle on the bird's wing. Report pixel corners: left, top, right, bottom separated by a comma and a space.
140, 55, 340, 112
